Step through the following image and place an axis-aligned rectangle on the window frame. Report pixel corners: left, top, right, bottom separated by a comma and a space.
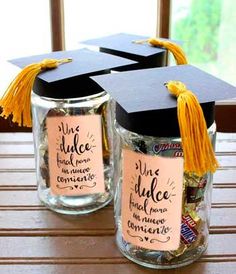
50, 0, 65, 51
1, 0, 234, 132
159, 0, 236, 132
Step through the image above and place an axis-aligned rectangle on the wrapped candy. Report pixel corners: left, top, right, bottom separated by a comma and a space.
1, 48, 134, 215
91, 64, 236, 269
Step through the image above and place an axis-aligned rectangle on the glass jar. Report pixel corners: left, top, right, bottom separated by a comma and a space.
114, 121, 216, 269
32, 91, 113, 215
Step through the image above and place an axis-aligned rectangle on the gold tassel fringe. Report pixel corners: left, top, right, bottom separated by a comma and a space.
0, 58, 72, 127
166, 81, 219, 176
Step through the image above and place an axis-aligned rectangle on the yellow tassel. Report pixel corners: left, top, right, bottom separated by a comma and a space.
133, 38, 188, 65
166, 81, 219, 176
0, 58, 72, 127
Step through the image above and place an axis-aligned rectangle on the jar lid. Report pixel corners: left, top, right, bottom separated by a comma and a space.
92, 65, 236, 137
115, 102, 215, 137
82, 33, 171, 71
10, 48, 136, 99
82, 33, 167, 59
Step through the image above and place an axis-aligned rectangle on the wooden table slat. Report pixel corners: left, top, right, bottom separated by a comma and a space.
0, 133, 33, 142
0, 172, 36, 186
0, 132, 235, 273
0, 234, 235, 259
0, 144, 34, 155
0, 207, 234, 236
0, 158, 35, 169
213, 168, 236, 184
0, 187, 234, 206
0, 156, 235, 171
0, 168, 235, 187
0, 263, 235, 274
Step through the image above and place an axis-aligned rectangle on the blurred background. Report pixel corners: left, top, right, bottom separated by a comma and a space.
0, 0, 235, 132
0, 0, 235, 85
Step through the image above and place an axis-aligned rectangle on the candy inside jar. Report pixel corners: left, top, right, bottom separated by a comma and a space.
32, 92, 115, 215
6, 48, 135, 215
113, 122, 215, 268
91, 64, 236, 269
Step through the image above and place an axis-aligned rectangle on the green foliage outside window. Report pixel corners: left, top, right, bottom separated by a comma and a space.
172, 0, 222, 63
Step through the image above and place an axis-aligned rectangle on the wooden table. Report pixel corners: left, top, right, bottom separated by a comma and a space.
0, 132, 235, 274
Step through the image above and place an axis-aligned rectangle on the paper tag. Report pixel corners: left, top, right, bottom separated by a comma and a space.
47, 115, 105, 196
121, 149, 183, 251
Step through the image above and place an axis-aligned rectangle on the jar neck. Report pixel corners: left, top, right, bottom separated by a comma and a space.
115, 102, 215, 137
32, 90, 107, 103
116, 120, 216, 141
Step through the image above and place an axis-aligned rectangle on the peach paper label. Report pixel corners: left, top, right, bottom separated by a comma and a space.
47, 115, 104, 196
122, 149, 184, 251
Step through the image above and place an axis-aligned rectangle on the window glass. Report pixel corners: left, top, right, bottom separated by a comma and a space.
171, 0, 236, 85
64, 0, 157, 49
0, 0, 51, 60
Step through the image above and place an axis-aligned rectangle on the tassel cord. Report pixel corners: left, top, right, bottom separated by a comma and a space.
148, 38, 188, 65
133, 38, 188, 65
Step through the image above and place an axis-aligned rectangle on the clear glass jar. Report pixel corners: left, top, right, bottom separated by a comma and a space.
114, 121, 216, 269
31, 91, 113, 215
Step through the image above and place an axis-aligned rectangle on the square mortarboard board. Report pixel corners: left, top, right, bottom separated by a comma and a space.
9, 48, 136, 99
82, 33, 169, 71
91, 64, 236, 137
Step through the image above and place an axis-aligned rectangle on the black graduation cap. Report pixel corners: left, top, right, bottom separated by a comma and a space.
82, 33, 169, 71
10, 48, 136, 99
91, 64, 236, 137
